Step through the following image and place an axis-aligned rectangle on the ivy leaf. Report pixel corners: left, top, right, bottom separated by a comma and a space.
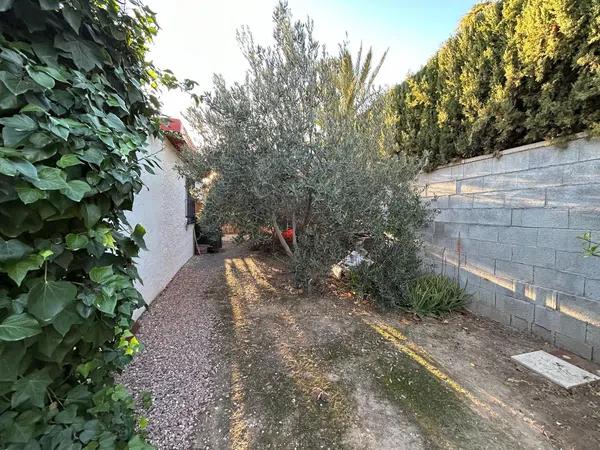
107, 94, 128, 112
32, 42, 58, 66
26, 66, 55, 89
81, 203, 101, 228
61, 179, 91, 202
30, 166, 69, 190
0, 342, 26, 382
0, 71, 36, 95
0, 0, 14, 12
103, 113, 127, 132
127, 435, 153, 450
57, 154, 81, 168
0, 238, 32, 262
0, 157, 17, 176
131, 224, 147, 250
94, 293, 116, 315
52, 307, 82, 336
0, 114, 37, 131
16, 184, 48, 204
36, 326, 63, 358
20, 103, 47, 113
26, 279, 77, 322
40, 117, 70, 140
0, 82, 17, 109
55, 37, 102, 72
39, 0, 59, 10
11, 368, 52, 408
0, 313, 41, 341
35, 65, 69, 83
3, 253, 44, 285
2, 127, 33, 146
89, 265, 113, 284
5, 410, 41, 443
63, 6, 82, 33
79, 148, 104, 166
0, 48, 24, 67
12, 158, 38, 179
65, 233, 89, 250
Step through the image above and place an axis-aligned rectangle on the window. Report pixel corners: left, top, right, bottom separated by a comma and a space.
185, 178, 195, 225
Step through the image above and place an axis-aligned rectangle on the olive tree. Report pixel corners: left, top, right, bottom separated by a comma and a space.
180, 2, 428, 302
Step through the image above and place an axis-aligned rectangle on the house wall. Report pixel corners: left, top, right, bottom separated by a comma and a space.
419, 136, 600, 361
126, 137, 194, 319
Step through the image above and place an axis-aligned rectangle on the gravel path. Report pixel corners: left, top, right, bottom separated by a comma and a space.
119, 247, 233, 449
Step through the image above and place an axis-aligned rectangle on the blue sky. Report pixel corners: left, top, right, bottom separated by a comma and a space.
144, 0, 479, 118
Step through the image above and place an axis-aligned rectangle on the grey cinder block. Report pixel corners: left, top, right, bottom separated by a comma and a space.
496, 293, 534, 322
568, 211, 600, 231
498, 227, 538, 244
512, 245, 555, 268
528, 145, 578, 169
534, 304, 587, 341
491, 152, 529, 174
472, 192, 504, 209
558, 293, 600, 326
537, 228, 587, 251
533, 267, 585, 297
448, 194, 474, 209
468, 224, 500, 242
585, 278, 600, 300
496, 260, 534, 282
555, 251, 600, 279
463, 158, 492, 178
547, 184, 600, 211
459, 176, 485, 194
512, 208, 569, 228
554, 332, 593, 359
516, 166, 563, 189
504, 188, 546, 208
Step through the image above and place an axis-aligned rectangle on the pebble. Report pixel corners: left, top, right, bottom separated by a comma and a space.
119, 249, 231, 449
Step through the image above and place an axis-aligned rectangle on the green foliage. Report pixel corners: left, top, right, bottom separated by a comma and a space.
405, 274, 470, 316
580, 231, 600, 257
180, 2, 428, 292
392, 0, 600, 169
0, 0, 191, 447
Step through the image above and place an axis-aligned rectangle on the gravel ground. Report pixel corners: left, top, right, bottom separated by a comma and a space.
119, 246, 234, 449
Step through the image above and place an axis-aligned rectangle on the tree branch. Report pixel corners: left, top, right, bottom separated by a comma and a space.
272, 213, 294, 258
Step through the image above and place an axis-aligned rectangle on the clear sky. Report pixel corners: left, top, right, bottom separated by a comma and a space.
143, 0, 479, 119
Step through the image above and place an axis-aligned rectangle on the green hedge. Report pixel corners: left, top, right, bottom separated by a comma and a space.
0, 0, 171, 447
391, 0, 600, 169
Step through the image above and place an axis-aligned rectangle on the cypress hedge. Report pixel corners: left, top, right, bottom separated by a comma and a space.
391, 0, 600, 170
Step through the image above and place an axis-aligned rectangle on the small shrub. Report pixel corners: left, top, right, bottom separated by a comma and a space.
405, 274, 470, 316
347, 238, 423, 308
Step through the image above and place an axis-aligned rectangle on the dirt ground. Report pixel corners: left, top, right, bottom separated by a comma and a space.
127, 241, 600, 449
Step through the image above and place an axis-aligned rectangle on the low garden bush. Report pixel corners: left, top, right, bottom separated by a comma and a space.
392, 0, 600, 170
405, 274, 470, 316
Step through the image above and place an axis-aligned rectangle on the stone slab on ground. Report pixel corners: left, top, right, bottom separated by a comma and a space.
511, 350, 600, 389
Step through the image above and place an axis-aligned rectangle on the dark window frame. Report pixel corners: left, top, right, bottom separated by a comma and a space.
185, 178, 195, 225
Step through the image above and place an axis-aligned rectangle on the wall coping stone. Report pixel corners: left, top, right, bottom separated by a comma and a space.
423, 132, 591, 172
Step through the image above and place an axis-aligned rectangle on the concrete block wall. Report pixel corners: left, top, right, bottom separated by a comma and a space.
419, 136, 600, 361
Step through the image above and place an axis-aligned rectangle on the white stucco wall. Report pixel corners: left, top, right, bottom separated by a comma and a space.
126, 137, 194, 320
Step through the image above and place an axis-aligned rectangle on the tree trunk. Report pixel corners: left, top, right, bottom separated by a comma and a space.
292, 212, 298, 252
272, 213, 294, 258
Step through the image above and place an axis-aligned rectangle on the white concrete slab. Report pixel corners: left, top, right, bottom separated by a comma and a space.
511, 350, 600, 389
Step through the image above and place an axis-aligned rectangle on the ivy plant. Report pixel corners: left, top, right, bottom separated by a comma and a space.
0, 0, 193, 447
